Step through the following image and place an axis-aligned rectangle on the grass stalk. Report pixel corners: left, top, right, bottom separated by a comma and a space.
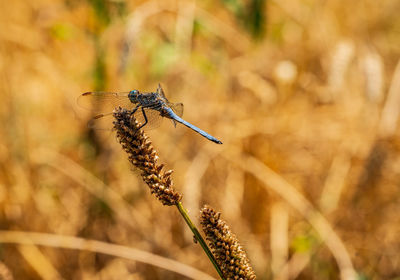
175, 202, 225, 279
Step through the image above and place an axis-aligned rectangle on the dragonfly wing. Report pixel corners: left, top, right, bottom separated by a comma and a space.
133, 107, 163, 131
78, 91, 134, 113
87, 113, 115, 131
85, 108, 163, 131
169, 103, 184, 117
156, 84, 167, 99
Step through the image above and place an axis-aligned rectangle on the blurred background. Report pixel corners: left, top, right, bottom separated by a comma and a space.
1, 0, 400, 279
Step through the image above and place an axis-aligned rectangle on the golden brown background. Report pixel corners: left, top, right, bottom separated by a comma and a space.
1, 0, 400, 279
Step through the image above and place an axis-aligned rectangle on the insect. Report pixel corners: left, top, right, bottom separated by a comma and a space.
78, 84, 222, 144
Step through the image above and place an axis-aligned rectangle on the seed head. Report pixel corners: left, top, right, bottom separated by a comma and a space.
113, 107, 182, 205
200, 205, 256, 280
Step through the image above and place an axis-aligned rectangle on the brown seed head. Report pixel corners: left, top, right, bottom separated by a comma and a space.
113, 107, 182, 205
200, 205, 256, 280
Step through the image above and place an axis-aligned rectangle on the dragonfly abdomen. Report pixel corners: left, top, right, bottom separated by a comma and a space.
162, 107, 223, 144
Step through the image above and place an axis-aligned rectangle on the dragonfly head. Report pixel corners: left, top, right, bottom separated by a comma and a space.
128, 90, 139, 102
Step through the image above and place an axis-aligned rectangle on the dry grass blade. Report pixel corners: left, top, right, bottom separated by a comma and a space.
229, 154, 357, 280
362, 50, 384, 103
270, 202, 289, 280
0, 231, 216, 280
379, 58, 400, 137
319, 152, 351, 214
17, 245, 63, 280
0, 261, 13, 280
183, 151, 212, 220
30, 147, 150, 234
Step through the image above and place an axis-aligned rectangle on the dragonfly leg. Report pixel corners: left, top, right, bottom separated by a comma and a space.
132, 104, 140, 114
137, 106, 148, 130
128, 104, 142, 129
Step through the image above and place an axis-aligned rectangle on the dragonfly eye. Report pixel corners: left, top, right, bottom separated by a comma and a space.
130, 90, 139, 95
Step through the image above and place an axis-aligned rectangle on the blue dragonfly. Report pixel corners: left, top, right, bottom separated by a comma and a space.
78, 84, 222, 144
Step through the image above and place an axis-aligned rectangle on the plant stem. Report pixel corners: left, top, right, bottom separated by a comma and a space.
175, 202, 225, 280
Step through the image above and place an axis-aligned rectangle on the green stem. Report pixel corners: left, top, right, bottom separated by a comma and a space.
175, 202, 225, 280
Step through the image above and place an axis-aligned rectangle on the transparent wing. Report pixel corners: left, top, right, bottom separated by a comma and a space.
156, 84, 166, 99
169, 102, 184, 117
77, 91, 134, 113
87, 108, 164, 131
133, 107, 163, 130
87, 113, 115, 130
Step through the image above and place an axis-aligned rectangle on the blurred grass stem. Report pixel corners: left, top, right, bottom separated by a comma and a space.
0, 230, 216, 280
